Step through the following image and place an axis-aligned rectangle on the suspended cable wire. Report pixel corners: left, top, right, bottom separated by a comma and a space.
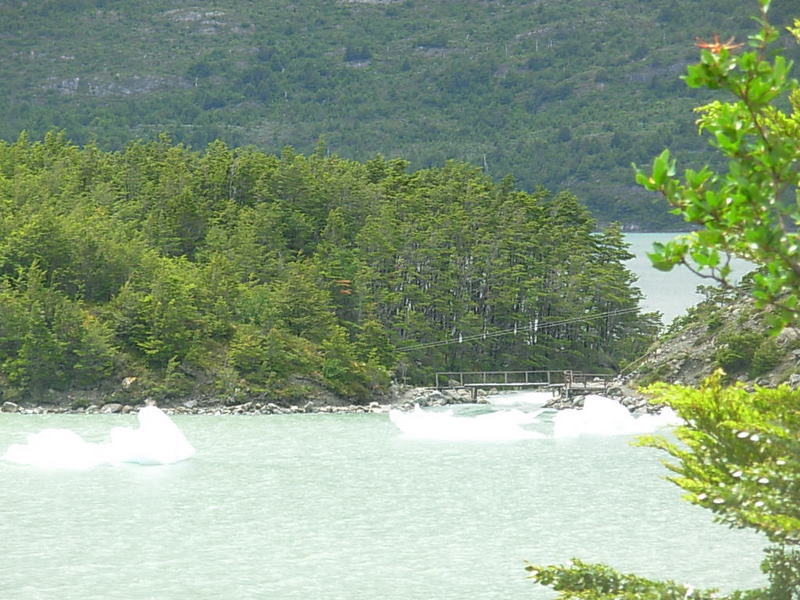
397, 306, 639, 352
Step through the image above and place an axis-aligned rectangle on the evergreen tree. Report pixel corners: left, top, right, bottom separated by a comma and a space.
0, 131, 654, 401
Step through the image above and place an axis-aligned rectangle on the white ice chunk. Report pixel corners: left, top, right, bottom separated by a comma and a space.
553, 395, 681, 438
389, 405, 545, 441
2, 406, 195, 469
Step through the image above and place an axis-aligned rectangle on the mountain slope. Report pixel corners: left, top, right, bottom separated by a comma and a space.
1, 0, 798, 227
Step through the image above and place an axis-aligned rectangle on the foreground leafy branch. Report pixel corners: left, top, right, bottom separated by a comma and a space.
636, 0, 800, 329
531, 3, 800, 598
527, 550, 800, 599
528, 374, 800, 598
641, 373, 800, 546
526, 559, 721, 599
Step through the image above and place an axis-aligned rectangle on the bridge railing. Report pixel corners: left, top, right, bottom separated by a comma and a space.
434, 370, 614, 390
435, 370, 557, 388
562, 371, 614, 387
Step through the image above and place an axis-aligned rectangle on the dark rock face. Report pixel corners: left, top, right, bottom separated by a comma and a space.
625, 289, 800, 391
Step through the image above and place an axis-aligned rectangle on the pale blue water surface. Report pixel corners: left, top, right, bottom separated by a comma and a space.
0, 407, 765, 600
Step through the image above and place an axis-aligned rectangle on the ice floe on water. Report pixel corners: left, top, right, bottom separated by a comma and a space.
389, 405, 546, 441
2, 406, 195, 469
390, 391, 681, 442
485, 390, 553, 408
552, 395, 681, 438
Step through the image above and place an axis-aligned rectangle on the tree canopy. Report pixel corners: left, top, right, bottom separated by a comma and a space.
0, 133, 655, 404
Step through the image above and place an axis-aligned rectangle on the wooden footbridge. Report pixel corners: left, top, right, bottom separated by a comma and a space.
434, 370, 614, 400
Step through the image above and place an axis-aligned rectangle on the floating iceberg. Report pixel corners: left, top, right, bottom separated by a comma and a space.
389, 396, 681, 442
389, 405, 545, 441
2, 406, 195, 469
486, 390, 553, 407
553, 395, 681, 438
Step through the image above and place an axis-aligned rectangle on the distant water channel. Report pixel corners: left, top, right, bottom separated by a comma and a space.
625, 232, 753, 325
1, 397, 766, 599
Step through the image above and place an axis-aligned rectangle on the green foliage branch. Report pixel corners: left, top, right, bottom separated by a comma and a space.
526, 558, 723, 599
640, 373, 800, 546
527, 386, 800, 595
530, 3, 800, 598
636, 1, 800, 329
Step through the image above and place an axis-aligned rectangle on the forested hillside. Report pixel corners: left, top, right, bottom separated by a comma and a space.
2, 0, 797, 228
0, 133, 657, 404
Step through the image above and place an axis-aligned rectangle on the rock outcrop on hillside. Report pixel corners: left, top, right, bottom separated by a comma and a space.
625, 284, 800, 391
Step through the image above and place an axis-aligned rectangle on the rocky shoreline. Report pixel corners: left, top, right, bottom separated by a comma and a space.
0, 386, 488, 416
0, 379, 661, 416
543, 377, 661, 414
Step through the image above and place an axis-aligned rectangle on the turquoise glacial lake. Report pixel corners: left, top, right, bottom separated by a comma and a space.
1, 402, 765, 600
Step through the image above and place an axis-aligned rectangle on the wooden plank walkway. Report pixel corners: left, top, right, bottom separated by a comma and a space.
434, 370, 613, 400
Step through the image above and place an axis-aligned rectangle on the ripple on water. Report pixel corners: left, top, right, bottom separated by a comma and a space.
0, 399, 765, 599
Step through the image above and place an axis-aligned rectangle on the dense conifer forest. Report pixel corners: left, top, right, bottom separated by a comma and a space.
2, 0, 798, 227
0, 133, 657, 403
